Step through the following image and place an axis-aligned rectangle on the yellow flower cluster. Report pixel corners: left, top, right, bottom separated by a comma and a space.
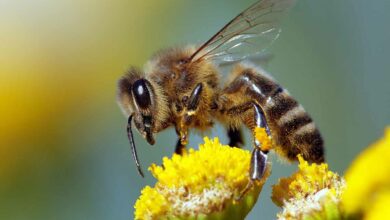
272, 155, 345, 220
150, 137, 251, 193
134, 125, 390, 219
272, 155, 344, 206
134, 186, 169, 219
342, 127, 390, 219
134, 135, 271, 220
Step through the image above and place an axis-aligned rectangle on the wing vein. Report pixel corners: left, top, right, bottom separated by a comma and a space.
189, 0, 296, 64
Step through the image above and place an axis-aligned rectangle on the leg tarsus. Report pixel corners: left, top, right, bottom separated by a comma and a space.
175, 137, 186, 155
249, 147, 268, 180
174, 125, 188, 155
238, 145, 268, 200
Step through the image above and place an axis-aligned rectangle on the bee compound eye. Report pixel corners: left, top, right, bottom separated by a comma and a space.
132, 79, 152, 109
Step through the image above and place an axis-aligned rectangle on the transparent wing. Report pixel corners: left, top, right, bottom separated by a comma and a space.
189, 0, 296, 64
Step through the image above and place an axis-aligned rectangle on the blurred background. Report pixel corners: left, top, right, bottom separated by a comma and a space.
1, 0, 389, 219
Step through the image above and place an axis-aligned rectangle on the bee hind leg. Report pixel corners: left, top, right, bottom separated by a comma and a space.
250, 103, 270, 180
237, 103, 271, 200
222, 101, 271, 180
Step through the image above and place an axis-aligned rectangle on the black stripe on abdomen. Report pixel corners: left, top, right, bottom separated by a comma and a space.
279, 114, 313, 136
266, 92, 299, 120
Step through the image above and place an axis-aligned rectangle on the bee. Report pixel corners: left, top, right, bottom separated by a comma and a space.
117, 0, 324, 180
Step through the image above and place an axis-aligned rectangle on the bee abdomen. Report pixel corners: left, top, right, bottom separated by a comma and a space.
265, 89, 324, 163
265, 90, 299, 120
292, 124, 324, 163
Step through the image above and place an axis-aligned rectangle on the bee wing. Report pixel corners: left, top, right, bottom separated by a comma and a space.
189, 0, 296, 64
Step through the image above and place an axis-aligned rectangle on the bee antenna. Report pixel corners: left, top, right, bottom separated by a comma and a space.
127, 115, 145, 177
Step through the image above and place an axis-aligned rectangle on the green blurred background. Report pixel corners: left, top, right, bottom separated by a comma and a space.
1, 0, 389, 219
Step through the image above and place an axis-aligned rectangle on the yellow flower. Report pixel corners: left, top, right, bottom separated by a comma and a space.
134, 135, 271, 220
134, 186, 169, 219
364, 190, 390, 220
272, 155, 345, 220
342, 127, 390, 219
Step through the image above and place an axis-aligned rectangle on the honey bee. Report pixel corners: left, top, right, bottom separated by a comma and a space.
117, 0, 324, 180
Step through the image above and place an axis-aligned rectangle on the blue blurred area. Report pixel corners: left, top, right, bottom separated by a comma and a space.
0, 0, 389, 219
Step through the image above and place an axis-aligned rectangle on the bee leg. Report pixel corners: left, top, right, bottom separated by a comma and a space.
249, 146, 268, 180
174, 125, 188, 155
187, 83, 203, 112
250, 103, 270, 180
175, 138, 186, 155
237, 104, 270, 200
253, 103, 271, 136
227, 127, 244, 148
172, 83, 203, 155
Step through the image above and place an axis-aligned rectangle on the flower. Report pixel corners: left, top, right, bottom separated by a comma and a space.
342, 127, 390, 219
272, 155, 345, 220
134, 186, 169, 219
134, 131, 272, 220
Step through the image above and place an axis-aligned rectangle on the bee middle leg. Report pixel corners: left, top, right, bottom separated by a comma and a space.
175, 137, 186, 155
227, 128, 244, 148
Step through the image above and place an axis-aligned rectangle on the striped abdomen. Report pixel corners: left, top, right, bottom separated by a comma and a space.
264, 88, 324, 163
243, 69, 324, 163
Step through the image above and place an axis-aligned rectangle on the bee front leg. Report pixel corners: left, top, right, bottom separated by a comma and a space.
174, 126, 188, 155
187, 83, 203, 112
173, 83, 203, 155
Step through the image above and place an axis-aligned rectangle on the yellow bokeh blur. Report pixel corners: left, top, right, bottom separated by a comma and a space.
0, 1, 174, 183
0, 3, 180, 219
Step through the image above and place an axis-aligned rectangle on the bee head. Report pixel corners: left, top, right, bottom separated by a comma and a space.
131, 78, 155, 145
117, 68, 158, 145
